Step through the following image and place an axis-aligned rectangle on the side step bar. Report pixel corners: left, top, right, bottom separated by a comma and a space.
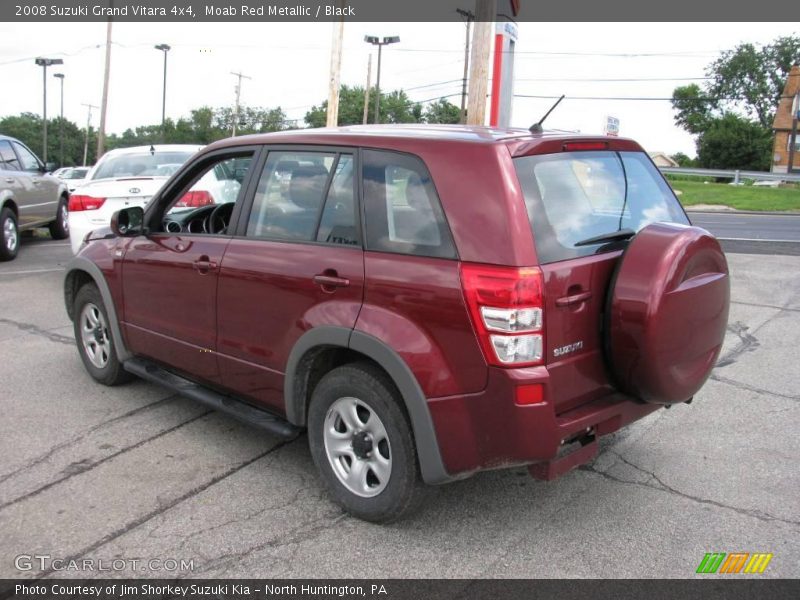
123, 357, 301, 440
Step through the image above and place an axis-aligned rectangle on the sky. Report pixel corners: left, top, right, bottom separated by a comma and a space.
0, 21, 798, 157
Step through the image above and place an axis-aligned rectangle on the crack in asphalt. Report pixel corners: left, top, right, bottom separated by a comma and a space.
580, 451, 800, 528
0, 317, 74, 345
190, 509, 348, 577
0, 410, 212, 512
710, 374, 800, 402
715, 321, 760, 368
0, 394, 180, 485
730, 300, 800, 314
36, 437, 298, 580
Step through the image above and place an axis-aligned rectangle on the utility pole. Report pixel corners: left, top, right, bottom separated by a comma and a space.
457, 8, 474, 124
364, 35, 400, 124
230, 70, 251, 136
97, 17, 113, 158
154, 44, 171, 127
81, 103, 99, 166
34, 57, 63, 164
326, 18, 344, 127
53, 73, 65, 166
466, 0, 496, 126
362, 54, 372, 124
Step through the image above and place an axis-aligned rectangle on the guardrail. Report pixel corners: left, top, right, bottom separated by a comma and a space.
659, 166, 800, 183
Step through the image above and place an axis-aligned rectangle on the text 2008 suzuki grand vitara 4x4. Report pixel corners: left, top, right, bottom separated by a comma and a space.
64, 125, 729, 522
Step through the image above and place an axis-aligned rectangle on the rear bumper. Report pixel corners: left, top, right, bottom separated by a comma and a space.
427, 366, 661, 479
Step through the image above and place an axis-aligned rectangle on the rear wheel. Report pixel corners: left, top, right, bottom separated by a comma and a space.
73, 283, 133, 386
48, 196, 69, 240
308, 363, 426, 523
0, 207, 19, 261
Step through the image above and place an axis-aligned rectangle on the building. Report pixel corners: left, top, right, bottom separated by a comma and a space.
771, 64, 800, 173
648, 152, 679, 168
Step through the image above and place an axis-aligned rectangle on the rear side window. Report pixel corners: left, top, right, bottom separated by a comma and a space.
0, 141, 19, 170
514, 151, 688, 264
362, 149, 456, 259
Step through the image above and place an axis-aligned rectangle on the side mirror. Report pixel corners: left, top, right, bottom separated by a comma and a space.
43, 162, 58, 173
110, 206, 145, 237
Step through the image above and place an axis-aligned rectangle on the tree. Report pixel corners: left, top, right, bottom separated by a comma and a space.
696, 113, 772, 171
0, 112, 93, 166
423, 98, 461, 124
670, 152, 696, 167
671, 84, 715, 135
305, 85, 424, 127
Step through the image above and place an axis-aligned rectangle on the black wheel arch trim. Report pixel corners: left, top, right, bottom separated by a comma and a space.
284, 326, 453, 484
63, 257, 131, 362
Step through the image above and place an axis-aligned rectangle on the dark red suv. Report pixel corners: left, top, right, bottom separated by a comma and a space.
63, 125, 729, 522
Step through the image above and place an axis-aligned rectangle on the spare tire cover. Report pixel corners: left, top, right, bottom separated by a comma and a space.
607, 222, 729, 404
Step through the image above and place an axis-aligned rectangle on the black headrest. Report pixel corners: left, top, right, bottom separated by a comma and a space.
290, 164, 329, 210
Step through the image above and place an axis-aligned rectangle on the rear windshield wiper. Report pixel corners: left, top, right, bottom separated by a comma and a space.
574, 228, 636, 247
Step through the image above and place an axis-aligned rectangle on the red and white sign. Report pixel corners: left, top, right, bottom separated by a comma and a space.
604, 116, 620, 136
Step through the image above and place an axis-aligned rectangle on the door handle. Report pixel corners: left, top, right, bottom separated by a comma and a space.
556, 290, 592, 307
4, 178, 13, 184
313, 273, 350, 289
32, 180, 41, 185
193, 256, 218, 273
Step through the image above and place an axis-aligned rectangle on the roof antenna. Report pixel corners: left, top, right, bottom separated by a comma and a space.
149, 144, 156, 155
529, 95, 565, 133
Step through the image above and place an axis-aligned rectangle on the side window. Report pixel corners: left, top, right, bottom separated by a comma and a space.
362, 149, 456, 259
12, 142, 40, 172
315, 155, 358, 246
0, 141, 19, 170
162, 153, 254, 234
247, 151, 338, 242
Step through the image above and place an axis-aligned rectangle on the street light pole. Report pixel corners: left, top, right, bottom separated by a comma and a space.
154, 44, 171, 127
53, 73, 65, 167
35, 57, 63, 164
364, 35, 400, 124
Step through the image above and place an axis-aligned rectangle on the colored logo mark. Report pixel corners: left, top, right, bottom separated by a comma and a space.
696, 552, 773, 574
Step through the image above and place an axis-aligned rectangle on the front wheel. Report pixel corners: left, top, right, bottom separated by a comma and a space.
48, 196, 69, 240
73, 283, 133, 386
308, 363, 426, 523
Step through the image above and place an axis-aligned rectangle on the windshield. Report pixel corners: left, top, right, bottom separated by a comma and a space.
514, 150, 689, 264
92, 151, 195, 180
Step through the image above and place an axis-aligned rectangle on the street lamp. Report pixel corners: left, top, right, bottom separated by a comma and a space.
154, 44, 171, 127
53, 73, 65, 167
35, 57, 63, 165
363, 35, 400, 124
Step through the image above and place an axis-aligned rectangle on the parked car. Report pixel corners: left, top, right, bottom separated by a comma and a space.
67, 144, 203, 254
59, 166, 91, 193
63, 125, 730, 522
0, 134, 70, 261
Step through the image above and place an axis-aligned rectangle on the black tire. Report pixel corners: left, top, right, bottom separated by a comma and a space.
0, 206, 19, 261
48, 195, 70, 240
308, 362, 427, 523
72, 283, 133, 386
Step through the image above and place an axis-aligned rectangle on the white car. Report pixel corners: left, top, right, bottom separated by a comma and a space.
68, 145, 203, 254
59, 166, 91, 193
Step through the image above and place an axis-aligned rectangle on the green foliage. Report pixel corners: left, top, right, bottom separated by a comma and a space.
669, 35, 799, 171
696, 113, 773, 171
1, 105, 292, 165
423, 98, 461, 124
670, 152, 696, 168
670, 179, 800, 212
304, 85, 425, 127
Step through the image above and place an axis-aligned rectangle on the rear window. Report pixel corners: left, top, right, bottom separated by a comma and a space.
514, 151, 689, 264
92, 151, 196, 180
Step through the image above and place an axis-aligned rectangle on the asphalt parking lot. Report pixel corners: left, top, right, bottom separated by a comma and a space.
0, 233, 798, 579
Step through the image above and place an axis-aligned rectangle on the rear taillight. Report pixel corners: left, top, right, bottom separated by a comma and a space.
68, 195, 106, 211
175, 190, 213, 207
461, 264, 545, 367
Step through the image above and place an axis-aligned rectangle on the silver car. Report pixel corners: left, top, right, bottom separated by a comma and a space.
0, 134, 69, 261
